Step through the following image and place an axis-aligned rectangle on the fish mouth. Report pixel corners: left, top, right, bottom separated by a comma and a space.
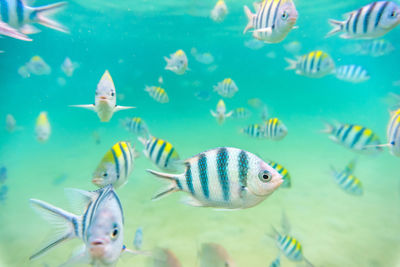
90, 239, 107, 258
92, 177, 104, 185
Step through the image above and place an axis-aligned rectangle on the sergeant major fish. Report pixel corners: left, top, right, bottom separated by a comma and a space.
61, 57, 79, 77
360, 39, 394, 56
92, 141, 136, 189
232, 107, 251, 120
147, 147, 283, 209
145, 86, 169, 103
335, 65, 370, 83
70, 70, 135, 122
29, 185, 139, 266
243, 0, 298, 43
122, 117, 149, 137
241, 123, 267, 139
25, 55, 51, 75
285, 50, 335, 78
386, 108, 400, 156
326, 1, 400, 39
331, 159, 363, 195
164, 50, 188, 75
35, 111, 51, 143
210, 99, 233, 125
268, 161, 291, 188
213, 78, 238, 98
210, 0, 228, 23
263, 118, 288, 141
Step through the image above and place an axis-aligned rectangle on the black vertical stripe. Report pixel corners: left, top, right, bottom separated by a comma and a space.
119, 142, 129, 178
271, 0, 282, 29
198, 154, 210, 199
238, 150, 249, 189
185, 163, 195, 195
352, 8, 362, 35
363, 2, 377, 34
375, 1, 390, 28
216, 148, 230, 202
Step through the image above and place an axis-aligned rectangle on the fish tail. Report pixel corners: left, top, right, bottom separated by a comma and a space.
325, 19, 344, 38
146, 169, 180, 200
320, 121, 334, 134
243, 6, 254, 34
284, 57, 297, 70
33, 2, 69, 33
29, 199, 79, 260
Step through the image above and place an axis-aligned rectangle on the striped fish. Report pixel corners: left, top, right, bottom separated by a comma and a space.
323, 121, 382, 154
275, 233, 311, 264
241, 123, 267, 139
360, 39, 394, 57
387, 108, 400, 156
264, 118, 288, 140
331, 160, 363, 195
210, 99, 233, 124
92, 141, 135, 189
123, 117, 149, 137
232, 107, 251, 120
285, 50, 335, 78
139, 136, 180, 171
145, 86, 169, 103
35, 111, 51, 143
213, 78, 238, 98
268, 161, 291, 188
0, 0, 68, 35
335, 65, 370, 83
164, 49, 188, 75
210, 0, 228, 22
29, 185, 127, 266
326, 1, 400, 39
147, 147, 283, 209
243, 0, 298, 43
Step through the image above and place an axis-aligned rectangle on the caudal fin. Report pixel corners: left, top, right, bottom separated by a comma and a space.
325, 19, 344, 38
320, 121, 335, 134
243, 6, 254, 34
284, 58, 297, 70
29, 198, 79, 260
146, 169, 180, 200
34, 2, 69, 33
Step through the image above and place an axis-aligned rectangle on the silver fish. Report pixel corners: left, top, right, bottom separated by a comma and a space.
199, 243, 236, 267
210, 99, 233, 124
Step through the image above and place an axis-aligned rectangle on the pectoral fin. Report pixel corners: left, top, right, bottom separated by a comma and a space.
114, 105, 135, 112
0, 21, 31, 41
69, 104, 96, 111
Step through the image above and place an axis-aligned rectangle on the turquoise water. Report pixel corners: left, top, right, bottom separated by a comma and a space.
1, 0, 400, 266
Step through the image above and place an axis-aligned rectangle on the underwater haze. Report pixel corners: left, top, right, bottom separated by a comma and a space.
1, 0, 400, 266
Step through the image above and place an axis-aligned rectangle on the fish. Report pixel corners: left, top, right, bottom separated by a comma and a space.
285, 51, 335, 78
335, 65, 370, 83
270, 257, 280, 267
284, 41, 302, 54
198, 243, 236, 267
213, 78, 238, 98
243, 0, 298, 43
247, 98, 264, 108
326, 1, 400, 39
244, 38, 264, 50
232, 107, 251, 120
191, 48, 214, 64
122, 117, 150, 137
194, 90, 212, 101
164, 50, 188, 75
150, 248, 182, 267
29, 185, 138, 266
241, 123, 267, 139
0, 0, 68, 37
35, 111, 51, 143
133, 227, 143, 250
0, 166, 7, 184
17, 65, 30, 78
360, 39, 395, 57
0, 20, 31, 41
322, 121, 382, 154
147, 147, 283, 209
210, 99, 233, 124
0, 185, 8, 203
52, 173, 67, 186
261, 105, 269, 121
92, 141, 136, 189
145, 86, 169, 103
331, 159, 363, 195
25, 56, 51, 75
210, 0, 228, 22
70, 70, 135, 122
61, 57, 79, 77
5, 114, 16, 132
386, 108, 400, 156
138, 136, 181, 172
268, 161, 291, 188
263, 118, 288, 141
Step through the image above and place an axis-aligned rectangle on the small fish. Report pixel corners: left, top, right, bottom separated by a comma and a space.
25, 56, 51, 75
0, 20, 31, 41
322, 121, 382, 154
326, 1, 400, 39
0, 1, 68, 37
52, 173, 67, 186
29, 185, 136, 266
335, 65, 370, 83
210, 99, 233, 124
261, 105, 269, 121
92, 141, 136, 189
164, 50, 188, 75
210, 0, 228, 22
268, 161, 291, 188
244, 39, 264, 50
247, 98, 264, 108
139, 136, 181, 172
6, 114, 16, 132
122, 117, 149, 137
232, 107, 251, 120
285, 51, 335, 78
386, 108, 400, 156
0, 185, 8, 203
263, 118, 288, 141
61, 57, 78, 77
198, 243, 236, 267
241, 123, 267, 139
70, 70, 135, 122
360, 39, 395, 57
150, 248, 182, 267
213, 78, 238, 98
145, 86, 169, 103
331, 160, 363, 195
0, 166, 7, 184
147, 147, 283, 209
133, 227, 143, 250
17, 65, 30, 78
191, 48, 214, 65
35, 111, 51, 143
194, 90, 212, 101
243, 0, 298, 43
284, 41, 302, 54
270, 257, 281, 267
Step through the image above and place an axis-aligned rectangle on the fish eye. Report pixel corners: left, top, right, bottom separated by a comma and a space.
258, 170, 272, 182
281, 11, 289, 20
111, 92, 115, 96
110, 224, 119, 239
102, 172, 108, 177
390, 10, 397, 17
